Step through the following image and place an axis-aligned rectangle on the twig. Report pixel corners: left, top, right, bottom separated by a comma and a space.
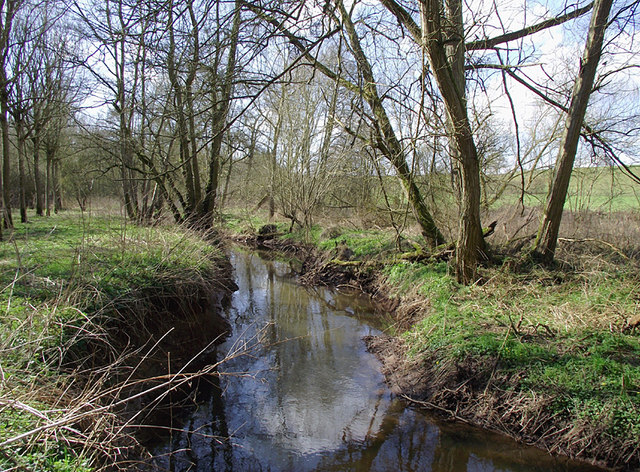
399, 394, 475, 426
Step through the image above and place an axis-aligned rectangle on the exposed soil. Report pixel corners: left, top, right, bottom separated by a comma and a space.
364, 335, 431, 399
363, 333, 633, 471
62, 254, 239, 471
364, 293, 635, 471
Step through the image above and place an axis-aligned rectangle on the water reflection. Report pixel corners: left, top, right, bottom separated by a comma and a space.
153, 251, 602, 472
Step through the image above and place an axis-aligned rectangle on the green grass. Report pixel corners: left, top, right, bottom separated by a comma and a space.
493, 165, 640, 211
318, 229, 399, 259
385, 258, 640, 461
221, 212, 270, 235
222, 210, 406, 257
0, 211, 224, 471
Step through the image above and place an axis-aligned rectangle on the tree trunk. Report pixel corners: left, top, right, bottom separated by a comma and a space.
45, 149, 51, 216
186, 84, 202, 207
419, 0, 486, 283
33, 132, 43, 216
53, 159, 62, 212
444, 0, 465, 199
533, 0, 613, 263
202, 132, 223, 223
117, 87, 139, 220
166, 0, 200, 218
16, 120, 27, 223
269, 85, 286, 221
0, 90, 12, 228
0, 0, 19, 233
200, 0, 241, 227
221, 155, 233, 209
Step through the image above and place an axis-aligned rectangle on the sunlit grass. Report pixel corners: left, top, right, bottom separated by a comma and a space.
494, 165, 640, 211
0, 210, 224, 471
384, 258, 640, 455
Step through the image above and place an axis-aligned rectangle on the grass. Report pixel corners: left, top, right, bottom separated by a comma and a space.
0, 210, 227, 471
222, 209, 420, 259
492, 165, 640, 212
317, 229, 401, 259
383, 256, 640, 467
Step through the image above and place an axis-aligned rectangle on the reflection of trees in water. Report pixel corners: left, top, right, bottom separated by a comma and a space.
152, 252, 595, 472
210, 252, 400, 469
432, 431, 472, 471
310, 402, 439, 472
152, 351, 233, 472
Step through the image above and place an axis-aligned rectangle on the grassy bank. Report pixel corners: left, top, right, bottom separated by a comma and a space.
0, 211, 232, 471
382, 255, 639, 469
223, 210, 640, 470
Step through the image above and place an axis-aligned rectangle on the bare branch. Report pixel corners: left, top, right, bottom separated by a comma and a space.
466, 3, 594, 51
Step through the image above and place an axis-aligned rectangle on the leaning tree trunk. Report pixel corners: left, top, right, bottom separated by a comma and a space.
534, 0, 613, 263
337, 0, 445, 247
444, 0, 465, 200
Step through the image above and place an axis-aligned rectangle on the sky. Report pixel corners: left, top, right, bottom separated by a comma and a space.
74, 0, 640, 168
462, 0, 640, 166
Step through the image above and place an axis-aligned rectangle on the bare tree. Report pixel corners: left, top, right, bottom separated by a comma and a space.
378, 0, 598, 282
0, 0, 24, 232
198, 0, 242, 228
533, 0, 615, 262
268, 67, 344, 235
165, 0, 202, 220
246, 1, 446, 246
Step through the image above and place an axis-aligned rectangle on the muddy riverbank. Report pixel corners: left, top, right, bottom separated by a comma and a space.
145, 247, 607, 472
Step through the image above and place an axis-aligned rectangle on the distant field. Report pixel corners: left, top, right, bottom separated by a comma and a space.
491, 165, 640, 211
365, 165, 640, 216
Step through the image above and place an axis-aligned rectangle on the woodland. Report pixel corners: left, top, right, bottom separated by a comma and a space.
0, 0, 639, 470
0, 0, 637, 279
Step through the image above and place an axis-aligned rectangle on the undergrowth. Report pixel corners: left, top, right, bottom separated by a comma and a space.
0, 211, 227, 471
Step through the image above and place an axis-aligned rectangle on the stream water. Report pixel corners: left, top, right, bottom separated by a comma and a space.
151, 250, 602, 472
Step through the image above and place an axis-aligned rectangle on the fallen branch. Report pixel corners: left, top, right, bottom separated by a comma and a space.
400, 394, 475, 426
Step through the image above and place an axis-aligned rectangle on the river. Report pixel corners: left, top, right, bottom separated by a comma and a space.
150, 249, 602, 472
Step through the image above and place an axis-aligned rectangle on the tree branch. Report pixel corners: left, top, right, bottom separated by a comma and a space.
480, 64, 640, 185
378, 0, 422, 44
466, 2, 594, 50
